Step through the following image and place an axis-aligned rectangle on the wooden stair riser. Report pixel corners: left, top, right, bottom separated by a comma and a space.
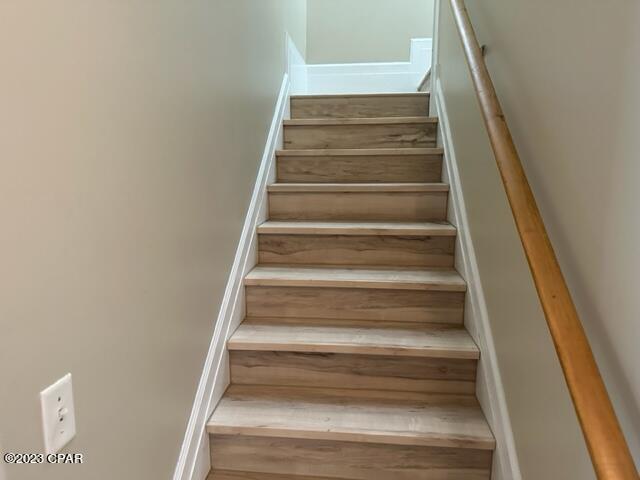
245, 286, 465, 325
283, 122, 437, 149
208, 471, 337, 480
244, 265, 465, 291
258, 233, 455, 267
208, 385, 495, 448
268, 191, 448, 222
291, 94, 430, 119
277, 153, 443, 183
229, 350, 476, 395
210, 435, 492, 480
257, 221, 457, 237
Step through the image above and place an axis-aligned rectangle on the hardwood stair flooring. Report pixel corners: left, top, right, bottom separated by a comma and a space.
276, 148, 444, 183
283, 117, 438, 150
228, 319, 479, 358
257, 220, 456, 236
207, 385, 495, 450
290, 92, 431, 119
244, 265, 466, 291
207, 92, 494, 479
257, 220, 457, 267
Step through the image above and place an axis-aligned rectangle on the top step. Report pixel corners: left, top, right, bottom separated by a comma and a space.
291, 93, 430, 119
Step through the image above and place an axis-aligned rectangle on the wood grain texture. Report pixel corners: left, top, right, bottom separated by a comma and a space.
257, 220, 456, 236
245, 286, 465, 324
283, 120, 437, 149
214, 385, 480, 407
226, 318, 478, 396
208, 470, 338, 480
207, 90, 497, 480
284, 118, 438, 126
291, 93, 430, 119
277, 147, 443, 156
276, 150, 443, 183
230, 350, 476, 394
244, 266, 466, 292
268, 191, 448, 222
210, 435, 492, 480
229, 321, 479, 358
206, 386, 495, 450
268, 183, 449, 192
450, 0, 638, 476
258, 232, 455, 267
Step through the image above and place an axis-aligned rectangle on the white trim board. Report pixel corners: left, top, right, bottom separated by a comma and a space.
433, 76, 522, 480
292, 38, 432, 95
172, 73, 290, 480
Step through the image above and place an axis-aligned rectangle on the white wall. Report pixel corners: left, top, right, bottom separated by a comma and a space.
461, 0, 640, 467
0, 1, 306, 479
433, 0, 598, 477
307, 0, 434, 63
432, 0, 640, 479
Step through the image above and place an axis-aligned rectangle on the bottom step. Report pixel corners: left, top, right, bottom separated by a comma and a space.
207, 386, 493, 449
208, 386, 494, 480
209, 435, 492, 480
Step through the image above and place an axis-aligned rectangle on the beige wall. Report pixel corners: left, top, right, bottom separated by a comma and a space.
0, 1, 306, 479
435, 0, 640, 474
464, 0, 640, 468
306, 0, 434, 63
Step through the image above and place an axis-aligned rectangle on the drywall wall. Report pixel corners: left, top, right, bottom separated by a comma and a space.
433, 1, 597, 477
306, 0, 434, 63
458, 0, 640, 468
0, 1, 306, 479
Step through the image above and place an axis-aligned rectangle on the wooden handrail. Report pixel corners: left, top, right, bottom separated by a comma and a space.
448, 0, 639, 478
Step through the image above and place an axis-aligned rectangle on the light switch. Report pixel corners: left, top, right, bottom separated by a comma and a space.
40, 373, 76, 454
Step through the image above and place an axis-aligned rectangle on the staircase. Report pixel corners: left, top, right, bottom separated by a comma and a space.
206, 92, 495, 479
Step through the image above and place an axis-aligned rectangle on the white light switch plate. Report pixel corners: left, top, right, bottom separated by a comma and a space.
40, 373, 76, 454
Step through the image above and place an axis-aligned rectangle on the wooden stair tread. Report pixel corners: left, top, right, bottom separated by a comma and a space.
276, 147, 443, 157
268, 183, 449, 193
284, 117, 438, 126
284, 117, 437, 150
291, 93, 430, 100
228, 321, 479, 359
257, 220, 456, 236
207, 386, 495, 450
244, 266, 466, 291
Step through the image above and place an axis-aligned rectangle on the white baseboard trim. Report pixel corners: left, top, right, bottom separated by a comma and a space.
433, 75, 521, 480
293, 38, 432, 95
172, 73, 290, 480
